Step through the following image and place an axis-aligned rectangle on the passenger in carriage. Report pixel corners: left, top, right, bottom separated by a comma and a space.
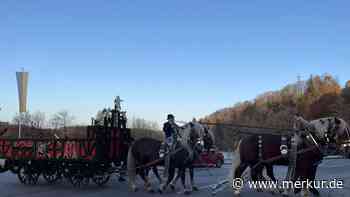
203, 127, 213, 153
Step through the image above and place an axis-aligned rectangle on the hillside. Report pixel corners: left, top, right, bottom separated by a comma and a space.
203, 74, 350, 150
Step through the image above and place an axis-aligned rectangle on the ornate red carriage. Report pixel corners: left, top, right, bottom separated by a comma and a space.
0, 98, 132, 187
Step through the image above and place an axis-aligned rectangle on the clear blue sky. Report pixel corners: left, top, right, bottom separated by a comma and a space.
1, 0, 349, 125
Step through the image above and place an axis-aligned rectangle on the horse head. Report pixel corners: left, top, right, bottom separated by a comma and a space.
180, 119, 204, 147
332, 118, 350, 157
309, 117, 350, 155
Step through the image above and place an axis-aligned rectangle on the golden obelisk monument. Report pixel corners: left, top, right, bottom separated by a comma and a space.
16, 69, 29, 138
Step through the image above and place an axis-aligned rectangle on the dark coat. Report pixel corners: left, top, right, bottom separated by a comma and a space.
163, 122, 177, 138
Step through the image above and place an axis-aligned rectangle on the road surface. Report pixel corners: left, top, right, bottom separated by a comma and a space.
0, 155, 349, 197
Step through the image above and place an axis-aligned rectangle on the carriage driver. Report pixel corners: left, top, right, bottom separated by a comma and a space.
162, 114, 180, 177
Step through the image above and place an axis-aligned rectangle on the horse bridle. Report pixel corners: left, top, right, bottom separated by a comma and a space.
318, 119, 350, 153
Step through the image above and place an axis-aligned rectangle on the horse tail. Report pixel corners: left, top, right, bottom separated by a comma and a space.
127, 145, 137, 191
0, 159, 8, 173
229, 139, 242, 180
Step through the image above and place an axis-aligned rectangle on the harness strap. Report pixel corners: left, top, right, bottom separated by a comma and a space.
286, 134, 297, 182
258, 136, 263, 161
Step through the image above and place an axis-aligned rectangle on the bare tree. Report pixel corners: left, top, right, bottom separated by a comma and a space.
129, 116, 159, 130
12, 112, 32, 127
50, 110, 75, 129
31, 111, 46, 128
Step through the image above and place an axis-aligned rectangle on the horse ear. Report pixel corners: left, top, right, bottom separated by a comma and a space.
335, 117, 341, 125
320, 119, 325, 124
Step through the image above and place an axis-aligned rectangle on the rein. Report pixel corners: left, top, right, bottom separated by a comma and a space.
133, 126, 199, 170
134, 146, 185, 170
251, 145, 318, 170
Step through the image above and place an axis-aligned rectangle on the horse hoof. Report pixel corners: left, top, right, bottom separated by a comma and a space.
148, 189, 155, 193
192, 186, 199, 191
158, 189, 163, 194
170, 184, 175, 191
184, 190, 191, 195
118, 177, 126, 182
233, 191, 240, 197
130, 187, 138, 192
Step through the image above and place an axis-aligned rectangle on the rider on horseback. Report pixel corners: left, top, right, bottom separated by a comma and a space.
162, 114, 180, 177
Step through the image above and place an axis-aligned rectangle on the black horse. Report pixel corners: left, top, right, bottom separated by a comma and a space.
127, 121, 204, 194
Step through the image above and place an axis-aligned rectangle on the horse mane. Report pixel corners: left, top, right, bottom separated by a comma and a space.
207, 128, 215, 144
178, 121, 203, 147
179, 122, 192, 145
307, 117, 350, 143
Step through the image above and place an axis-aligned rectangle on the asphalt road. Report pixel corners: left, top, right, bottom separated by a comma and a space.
0, 155, 349, 197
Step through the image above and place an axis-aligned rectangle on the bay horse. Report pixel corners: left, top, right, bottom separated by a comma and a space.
127, 121, 204, 194
259, 116, 350, 196
231, 116, 350, 197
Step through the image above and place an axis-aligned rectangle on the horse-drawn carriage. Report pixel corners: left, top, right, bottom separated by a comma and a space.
193, 149, 224, 168
0, 98, 133, 187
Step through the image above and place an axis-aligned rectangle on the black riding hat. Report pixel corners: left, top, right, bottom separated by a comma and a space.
167, 114, 175, 120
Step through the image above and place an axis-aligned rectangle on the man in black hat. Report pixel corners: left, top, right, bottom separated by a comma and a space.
162, 114, 180, 178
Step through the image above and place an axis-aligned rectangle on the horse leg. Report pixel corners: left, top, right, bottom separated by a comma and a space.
232, 163, 248, 196
180, 168, 191, 194
159, 164, 175, 193
262, 164, 282, 194
169, 169, 180, 191
189, 166, 198, 191
230, 140, 246, 197
299, 174, 310, 197
152, 166, 163, 185
127, 148, 138, 192
291, 166, 303, 196
139, 169, 153, 192
308, 165, 320, 197
265, 164, 277, 182
251, 165, 264, 193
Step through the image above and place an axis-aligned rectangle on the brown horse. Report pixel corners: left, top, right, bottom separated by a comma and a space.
127, 121, 204, 194
231, 117, 350, 197
259, 117, 350, 196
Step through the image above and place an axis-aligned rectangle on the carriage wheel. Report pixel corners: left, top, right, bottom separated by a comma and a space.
9, 162, 21, 174
17, 167, 27, 184
92, 171, 110, 186
43, 168, 61, 184
68, 168, 90, 187
17, 165, 40, 185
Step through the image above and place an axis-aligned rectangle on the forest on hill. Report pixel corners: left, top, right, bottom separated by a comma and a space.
203, 74, 350, 150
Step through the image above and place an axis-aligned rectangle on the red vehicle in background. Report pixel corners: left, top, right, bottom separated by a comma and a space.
193, 148, 224, 168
